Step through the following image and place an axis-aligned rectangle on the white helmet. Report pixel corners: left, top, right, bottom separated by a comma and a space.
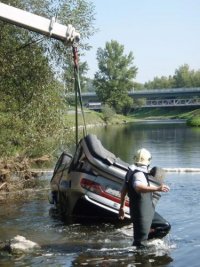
134, 148, 152, 166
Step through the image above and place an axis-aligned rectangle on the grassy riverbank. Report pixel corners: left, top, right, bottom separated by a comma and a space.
68, 107, 200, 126
65, 109, 135, 126
130, 107, 200, 121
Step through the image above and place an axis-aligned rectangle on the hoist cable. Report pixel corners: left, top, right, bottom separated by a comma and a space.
72, 46, 87, 147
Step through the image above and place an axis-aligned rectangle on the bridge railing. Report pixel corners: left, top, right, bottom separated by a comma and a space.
145, 98, 200, 107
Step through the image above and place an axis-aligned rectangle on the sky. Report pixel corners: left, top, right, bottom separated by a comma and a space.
84, 0, 200, 83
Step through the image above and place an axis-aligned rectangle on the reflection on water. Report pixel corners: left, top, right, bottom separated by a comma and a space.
73, 243, 173, 266
89, 120, 200, 168
1, 121, 200, 266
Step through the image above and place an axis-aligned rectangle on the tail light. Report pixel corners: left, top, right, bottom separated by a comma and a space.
80, 178, 129, 207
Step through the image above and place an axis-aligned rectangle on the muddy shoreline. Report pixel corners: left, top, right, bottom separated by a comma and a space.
0, 156, 51, 202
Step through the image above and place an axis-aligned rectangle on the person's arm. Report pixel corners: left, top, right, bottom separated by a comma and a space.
133, 171, 170, 193
135, 183, 170, 193
118, 185, 128, 220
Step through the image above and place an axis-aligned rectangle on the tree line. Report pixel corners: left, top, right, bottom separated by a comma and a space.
144, 64, 200, 89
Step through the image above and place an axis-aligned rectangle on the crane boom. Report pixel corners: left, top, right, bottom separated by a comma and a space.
0, 2, 80, 43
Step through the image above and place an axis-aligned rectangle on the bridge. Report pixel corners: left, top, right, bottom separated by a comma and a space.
77, 87, 200, 108
145, 98, 200, 107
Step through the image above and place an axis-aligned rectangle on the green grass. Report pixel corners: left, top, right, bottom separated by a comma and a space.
130, 107, 200, 121
65, 109, 134, 127
65, 110, 104, 127
65, 107, 200, 127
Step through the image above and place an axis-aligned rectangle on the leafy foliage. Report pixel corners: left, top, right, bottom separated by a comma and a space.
186, 109, 200, 127
101, 104, 116, 123
144, 64, 200, 89
0, 0, 96, 157
93, 40, 137, 114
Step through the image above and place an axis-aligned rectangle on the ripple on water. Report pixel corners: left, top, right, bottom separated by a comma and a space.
72, 238, 174, 266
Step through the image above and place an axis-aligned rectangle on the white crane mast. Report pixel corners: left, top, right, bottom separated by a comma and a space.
0, 2, 80, 43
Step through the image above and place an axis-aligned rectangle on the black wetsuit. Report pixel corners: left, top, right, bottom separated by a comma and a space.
126, 168, 171, 246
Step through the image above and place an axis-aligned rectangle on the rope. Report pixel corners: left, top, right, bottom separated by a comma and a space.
72, 46, 87, 147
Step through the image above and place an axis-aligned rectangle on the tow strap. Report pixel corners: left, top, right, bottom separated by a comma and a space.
72, 45, 87, 147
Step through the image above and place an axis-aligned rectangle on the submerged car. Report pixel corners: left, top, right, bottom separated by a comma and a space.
49, 134, 171, 238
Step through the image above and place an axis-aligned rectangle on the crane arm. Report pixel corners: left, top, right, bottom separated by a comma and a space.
0, 2, 80, 44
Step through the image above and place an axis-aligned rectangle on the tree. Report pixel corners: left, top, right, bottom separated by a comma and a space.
173, 64, 193, 88
101, 104, 116, 124
144, 64, 200, 89
0, 0, 96, 77
93, 40, 137, 114
0, 0, 96, 157
144, 76, 175, 89
193, 70, 200, 87
0, 22, 66, 157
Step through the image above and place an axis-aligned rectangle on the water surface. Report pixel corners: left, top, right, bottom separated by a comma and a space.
1, 121, 200, 266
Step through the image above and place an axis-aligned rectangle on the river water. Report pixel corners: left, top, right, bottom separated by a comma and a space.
0, 120, 200, 266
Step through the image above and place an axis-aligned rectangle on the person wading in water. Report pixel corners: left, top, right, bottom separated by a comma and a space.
119, 148, 170, 247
